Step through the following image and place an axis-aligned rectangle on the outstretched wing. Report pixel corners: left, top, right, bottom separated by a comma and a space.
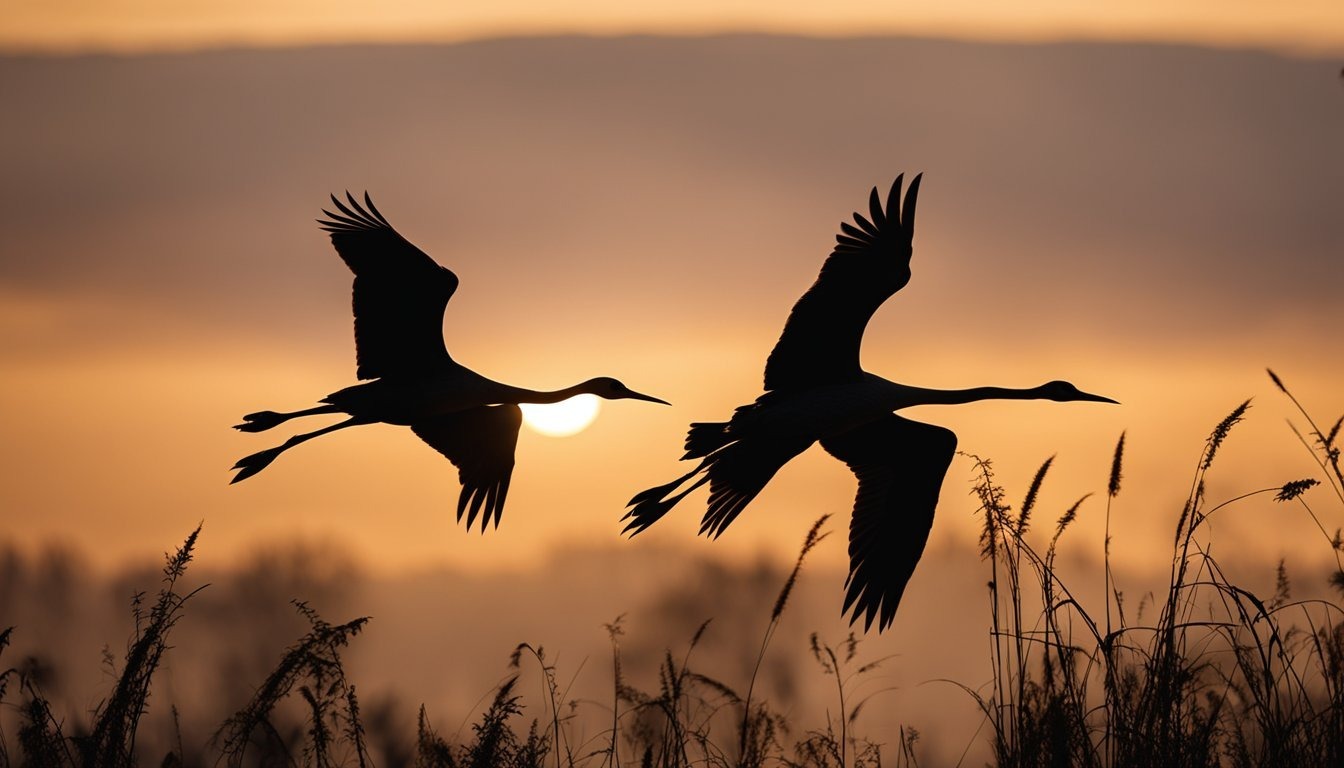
821, 413, 955, 633
763, 175, 921, 392
411, 405, 522, 532
319, 192, 461, 380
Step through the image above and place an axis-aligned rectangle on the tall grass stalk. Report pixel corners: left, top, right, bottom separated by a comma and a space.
794, 633, 893, 768
1269, 368, 1344, 595
738, 514, 829, 767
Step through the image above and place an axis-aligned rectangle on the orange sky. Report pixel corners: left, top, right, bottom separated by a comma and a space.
1, 35, 1341, 583
3, 24, 1342, 764
4, 1, 1344, 54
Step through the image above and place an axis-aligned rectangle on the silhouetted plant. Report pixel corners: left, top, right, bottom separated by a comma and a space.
0, 521, 851, 768
1269, 368, 1344, 595
614, 620, 738, 768
787, 633, 892, 768
602, 616, 626, 768
0, 527, 205, 768
82, 525, 204, 768
510, 644, 571, 768
959, 378, 1344, 768
738, 515, 829, 768
415, 704, 455, 767
0, 626, 15, 765
600, 517, 835, 768
18, 694, 71, 768
216, 600, 370, 767
455, 676, 548, 768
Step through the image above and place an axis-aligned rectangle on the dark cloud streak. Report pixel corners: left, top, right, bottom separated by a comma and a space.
1, 37, 1340, 353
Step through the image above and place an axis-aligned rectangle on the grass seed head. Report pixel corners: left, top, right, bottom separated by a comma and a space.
1019, 455, 1055, 535
1109, 431, 1127, 498
1203, 400, 1251, 470
1267, 368, 1287, 393
1274, 478, 1319, 502
1053, 493, 1093, 547
772, 514, 830, 621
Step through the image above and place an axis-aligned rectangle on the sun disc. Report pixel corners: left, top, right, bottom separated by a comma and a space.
520, 394, 601, 437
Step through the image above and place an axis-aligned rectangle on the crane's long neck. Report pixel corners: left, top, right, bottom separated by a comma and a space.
896, 384, 1053, 407
498, 381, 594, 405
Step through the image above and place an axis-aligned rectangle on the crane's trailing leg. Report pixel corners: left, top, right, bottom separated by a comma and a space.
231, 416, 368, 483
623, 459, 712, 534
234, 404, 340, 433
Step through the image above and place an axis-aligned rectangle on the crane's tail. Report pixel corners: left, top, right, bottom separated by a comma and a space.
234, 411, 289, 433
624, 437, 812, 538
230, 445, 286, 484
683, 421, 733, 459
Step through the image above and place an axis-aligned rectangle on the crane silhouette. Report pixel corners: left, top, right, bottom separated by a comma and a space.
231, 193, 668, 531
623, 174, 1116, 632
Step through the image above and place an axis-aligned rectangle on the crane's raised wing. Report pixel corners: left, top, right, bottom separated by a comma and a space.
412, 405, 522, 532
821, 413, 955, 633
763, 175, 921, 392
319, 193, 460, 380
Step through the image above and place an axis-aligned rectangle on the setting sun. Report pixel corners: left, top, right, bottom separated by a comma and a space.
520, 394, 601, 437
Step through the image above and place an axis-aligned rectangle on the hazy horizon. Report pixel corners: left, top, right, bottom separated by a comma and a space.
6, 1, 1344, 56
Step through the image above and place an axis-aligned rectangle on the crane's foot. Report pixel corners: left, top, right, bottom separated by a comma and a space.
230, 446, 284, 484
624, 460, 714, 535
234, 411, 287, 432
622, 496, 679, 536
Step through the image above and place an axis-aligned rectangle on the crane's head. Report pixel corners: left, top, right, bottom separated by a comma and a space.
1040, 380, 1119, 404
584, 377, 671, 405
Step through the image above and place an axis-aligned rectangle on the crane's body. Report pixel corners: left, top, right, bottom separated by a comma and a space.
727, 377, 904, 440
701, 375, 1107, 446
231, 193, 666, 530
625, 175, 1116, 632
319, 370, 612, 426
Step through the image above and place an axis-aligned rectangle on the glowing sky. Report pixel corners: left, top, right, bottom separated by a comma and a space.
4, 0, 1343, 54
1, 34, 1341, 580
2, 15, 1341, 763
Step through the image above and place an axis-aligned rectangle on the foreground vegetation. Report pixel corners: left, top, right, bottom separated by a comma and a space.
1, 370, 1340, 767
968, 369, 1344, 768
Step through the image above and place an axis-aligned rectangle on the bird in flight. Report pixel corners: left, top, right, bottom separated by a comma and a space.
232, 193, 668, 530
623, 175, 1116, 632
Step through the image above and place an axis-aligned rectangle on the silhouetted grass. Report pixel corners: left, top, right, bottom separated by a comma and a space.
215, 599, 370, 766
963, 371, 1344, 768
3, 526, 206, 768
1, 374, 1340, 767
0, 518, 857, 768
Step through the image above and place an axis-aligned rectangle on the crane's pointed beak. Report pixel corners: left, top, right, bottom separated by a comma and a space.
1077, 390, 1120, 404
625, 389, 671, 405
